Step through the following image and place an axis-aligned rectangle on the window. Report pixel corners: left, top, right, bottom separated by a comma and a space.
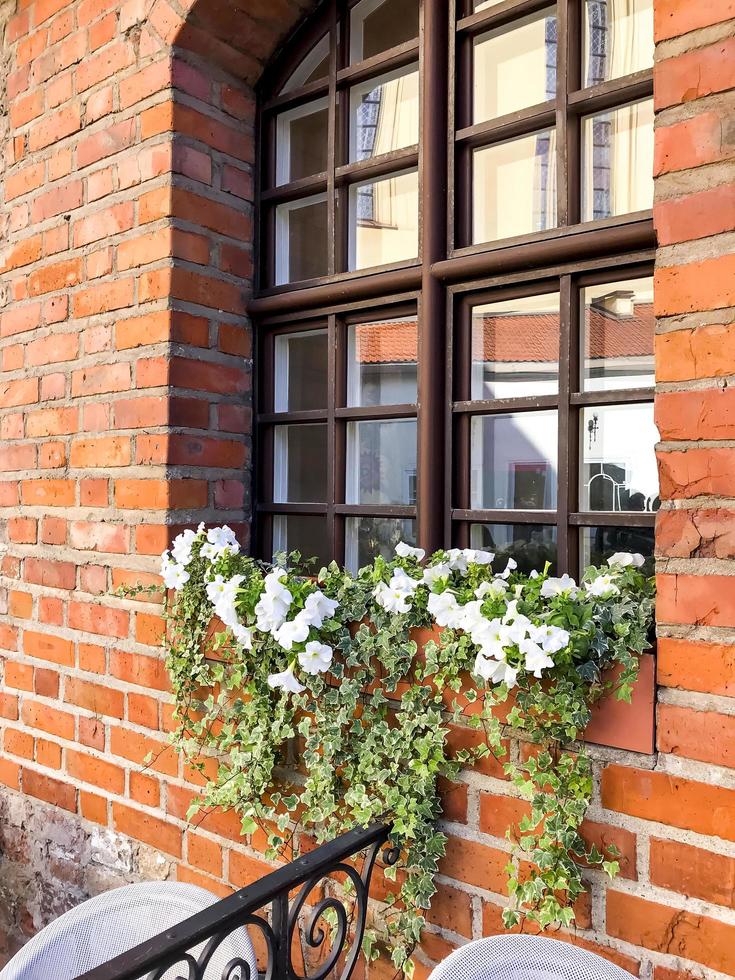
254, 0, 656, 574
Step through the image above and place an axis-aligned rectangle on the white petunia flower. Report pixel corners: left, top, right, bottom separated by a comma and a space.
585, 575, 621, 598
395, 541, 426, 561
531, 623, 570, 654
475, 579, 508, 600
298, 641, 334, 676
273, 614, 311, 651
267, 667, 305, 695
422, 562, 452, 586
231, 623, 253, 649
171, 528, 200, 567
474, 653, 518, 688
607, 552, 645, 569
200, 525, 240, 561
255, 571, 293, 633
468, 549, 495, 566
389, 567, 421, 594
445, 549, 470, 574
427, 590, 462, 628
498, 558, 518, 580
540, 574, 579, 598
374, 581, 412, 614
520, 638, 555, 678
300, 590, 339, 629
161, 553, 190, 590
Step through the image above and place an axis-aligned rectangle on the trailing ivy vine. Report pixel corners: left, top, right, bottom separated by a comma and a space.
130, 528, 654, 972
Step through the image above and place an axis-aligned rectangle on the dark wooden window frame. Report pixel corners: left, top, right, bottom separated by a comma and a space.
250, 0, 656, 572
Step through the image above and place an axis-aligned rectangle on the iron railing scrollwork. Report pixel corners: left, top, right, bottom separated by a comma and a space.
75, 822, 397, 980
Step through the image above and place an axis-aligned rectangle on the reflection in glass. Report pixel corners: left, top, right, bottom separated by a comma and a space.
583, 0, 654, 87
473, 9, 557, 124
350, 65, 419, 163
470, 412, 558, 511
470, 524, 557, 575
282, 34, 329, 92
472, 293, 560, 399
580, 404, 659, 512
345, 517, 417, 573
581, 525, 655, 575
274, 330, 328, 412
347, 317, 418, 407
276, 100, 328, 184
582, 277, 654, 392
346, 419, 417, 505
274, 424, 327, 502
473, 131, 557, 244
273, 516, 331, 568
275, 194, 328, 284
349, 169, 419, 270
582, 99, 653, 221
350, 0, 419, 63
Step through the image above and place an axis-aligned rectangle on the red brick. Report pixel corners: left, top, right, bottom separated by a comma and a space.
656, 323, 735, 382
21, 700, 74, 740
30, 180, 84, 221
656, 387, 735, 440
34, 668, 59, 699
114, 479, 208, 511
23, 630, 74, 667
658, 447, 735, 500
657, 703, 735, 769
21, 479, 75, 507
650, 837, 735, 908
657, 573, 735, 628
73, 203, 135, 248
72, 279, 135, 318
77, 119, 137, 169
28, 103, 81, 151
80, 790, 108, 824
110, 650, 170, 691
24, 557, 76, 590
113, 802, 182, 858
170, 357, 250, 396
65, 677, 124, 719
655, 0, 735, 40
23, 768, 76, 812
71, 362, 130, 397
26, 407, 78, 437
79, 716, 105, 751
110, 727, 178, 777
170, 187, 251, 239
67, 749, 125, 795
8, 517, 37, 544
439, 835, 509, 894
70, 436, 131, 468
77, 41, 135, 92
657, 637, 735, 697
187, 833, 222, 877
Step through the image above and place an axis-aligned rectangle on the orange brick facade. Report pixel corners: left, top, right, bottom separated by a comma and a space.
1, 1, 735, 976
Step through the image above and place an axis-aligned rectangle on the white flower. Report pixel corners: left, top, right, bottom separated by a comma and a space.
273, 614, 311, 651
531, 624, 570, 654
468, 549, 495, 566
300, 590, 339, 629
520, 638, 555, 678
395, 541, 426, 561
608, 552, 645, 569
389, 568, 420, 594
456, 600, 486, 635
445, 549, 470, 574
474, 653, 518, 688
540, 574, 579, 598
475, 579, 508, 600
499, 558, 517, 580
161, 553, 190, 590
200, 525, 240, 561
171, 528, 200, 567
267, 668, 305, 695
255, 571, 293, 632
422, 562, 452, 586
585, 575, 621, 598
298, 641, 333, 675
427, 590, 462, 628
374, 581, 412, 614
231, 623, 253, 649
207, 574, 245, 628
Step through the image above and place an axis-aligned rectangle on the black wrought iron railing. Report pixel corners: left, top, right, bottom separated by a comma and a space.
76, 822, 397, 980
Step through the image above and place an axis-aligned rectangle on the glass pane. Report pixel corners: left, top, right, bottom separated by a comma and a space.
349, 169, 419, 270
350, 65, 419, 163
274, 424, 327, 502
274, 330, 328, 412
350, 0, 419, 63
582, 99, 654, 222
275, 194, 328, 285
470, 412, 558, 511
581, 525, 655, 575
582, 277, 654, 392
472, 293, 560, 400
282, 34, 329, 93
276, 100, 328, 184
583, 0, 654, 87
347, 316, 418, 407
273, 516, 331, 567
345, 517, 417, 573
473, 10, 557, 124
580, 404, 659, 512
474, 0, 504, 8
470, 523, 557, 575
473, 131, 557, 244
346, 419, 417, 505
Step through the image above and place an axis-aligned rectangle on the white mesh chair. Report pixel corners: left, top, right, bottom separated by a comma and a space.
0, 881, 258, 980
427, 936, 636, 980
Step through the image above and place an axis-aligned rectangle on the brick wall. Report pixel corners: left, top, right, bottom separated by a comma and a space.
1, 1, 735, 977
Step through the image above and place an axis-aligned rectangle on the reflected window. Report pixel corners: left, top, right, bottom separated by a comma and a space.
350, 0, 420, 63
345, 517, 417, 573
473, 131, 557, 244
346, 419, 417, 505
274, 330, 328, 412
470, 412, 558, 511
281, 34, 330, 92
582, 99, 653, 221
350, 65, 419, 163
583, 0, 654, 87
472, 293, 560, 399
348, 317, 418, 406
349, 169, 419, 270
581, 525, 654, 574
580, 404, 659, 512
274, 424, 328, 502
273, 516, 331, 568
471, 524, 557, 575
276, 100, 329, 184
582, 277, 654, 391
473, 9, 557, 124
275, 194, 328, 284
